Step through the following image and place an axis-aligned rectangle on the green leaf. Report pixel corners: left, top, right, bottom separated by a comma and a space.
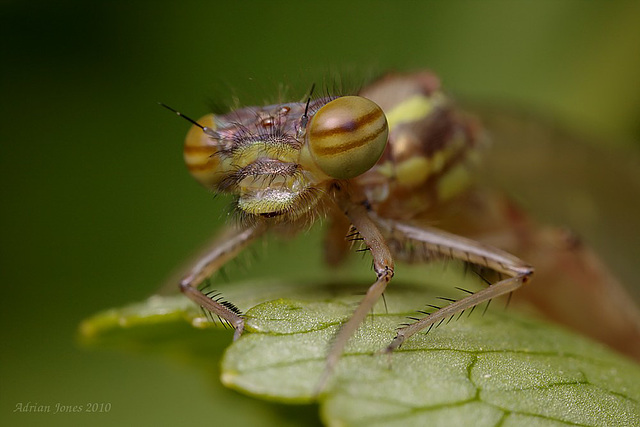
81, 276, 640, 426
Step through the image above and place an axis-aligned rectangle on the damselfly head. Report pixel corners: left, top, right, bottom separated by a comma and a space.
178, 95, 389, 223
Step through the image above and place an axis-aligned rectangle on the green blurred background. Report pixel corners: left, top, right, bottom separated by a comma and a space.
2, 1, 639, 425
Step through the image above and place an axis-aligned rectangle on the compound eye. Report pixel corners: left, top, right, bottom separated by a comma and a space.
183, 114, 224, 188
307, 96, 388, 179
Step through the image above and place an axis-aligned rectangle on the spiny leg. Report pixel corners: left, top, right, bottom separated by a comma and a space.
179, 224, 266, 340
373, 217, 534, 353
429, 189, 640, 359
316, 196, 395, 392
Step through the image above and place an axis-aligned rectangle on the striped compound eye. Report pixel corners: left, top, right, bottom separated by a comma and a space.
183, 114, 225, 188
307, 96, 388, 179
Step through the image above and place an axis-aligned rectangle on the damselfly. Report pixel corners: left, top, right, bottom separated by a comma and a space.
164, 71, 640, 389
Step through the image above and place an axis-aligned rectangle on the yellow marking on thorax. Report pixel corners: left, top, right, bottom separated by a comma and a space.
396, 157, 430, 187
384, 91, 446, 130
385, 95, 432, 130
394, 150, 448, 188
392, 136, 459, 189
436, 164, 471, 201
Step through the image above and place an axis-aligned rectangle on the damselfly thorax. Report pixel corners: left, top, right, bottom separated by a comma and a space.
167, 71, 640, 391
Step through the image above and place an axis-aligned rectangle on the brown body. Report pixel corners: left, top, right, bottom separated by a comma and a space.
170, 71, 639, 393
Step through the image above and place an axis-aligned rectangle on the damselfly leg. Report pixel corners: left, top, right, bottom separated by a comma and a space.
179, 225, 266, 340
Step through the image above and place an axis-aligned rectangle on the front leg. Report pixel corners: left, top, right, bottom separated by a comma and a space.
317, 189, 395, 392
179, 224, 266, 340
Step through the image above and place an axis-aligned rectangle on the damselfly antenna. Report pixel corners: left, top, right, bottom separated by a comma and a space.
159, 102, 218, 137
158, 102, 205, 129
300, 83, 316, 129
